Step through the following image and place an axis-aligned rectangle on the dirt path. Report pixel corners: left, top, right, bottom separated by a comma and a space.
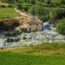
15, 8, 30, 17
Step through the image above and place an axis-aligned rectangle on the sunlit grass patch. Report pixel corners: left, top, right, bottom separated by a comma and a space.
0, 8, 20, 19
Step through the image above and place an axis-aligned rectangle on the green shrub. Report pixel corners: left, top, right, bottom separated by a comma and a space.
56, 19, 65, 35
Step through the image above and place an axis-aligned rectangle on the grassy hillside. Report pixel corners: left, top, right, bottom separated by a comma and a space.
0, 0, 65, 24
14, 0, 65, 24
0, 8, 20, 19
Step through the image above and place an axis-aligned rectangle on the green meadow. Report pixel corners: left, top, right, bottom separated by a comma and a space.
0, 43, 65, 65
0, 8, 19, 19
0, 52, 65, 65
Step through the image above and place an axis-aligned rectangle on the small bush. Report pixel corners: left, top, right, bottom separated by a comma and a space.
56, 19, 65, 35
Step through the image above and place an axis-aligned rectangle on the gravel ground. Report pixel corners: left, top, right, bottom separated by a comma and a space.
0, 30, 65, 48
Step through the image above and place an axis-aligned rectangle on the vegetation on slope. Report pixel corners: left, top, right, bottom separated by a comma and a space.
1, 0, 65, 34
56, 19, 65, 35
0, 8, 20, 19
0, 1, 8, 5
0, 0, 65, 24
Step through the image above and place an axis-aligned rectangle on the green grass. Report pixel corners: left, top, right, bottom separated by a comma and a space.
0, 52, 65, 65
1, 42, 65, 56
0, 43, 65, 65
0, 1, 8, 5
0, 8, 20, 19
25, 42, 65, 55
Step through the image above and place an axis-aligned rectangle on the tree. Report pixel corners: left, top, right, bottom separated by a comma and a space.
47, 0, 51, 5
28, 0, 35, 4
62, 0, 65, 4
56, 19, 65, 35
17, 3, 22, 9
5, 0, 15, 3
